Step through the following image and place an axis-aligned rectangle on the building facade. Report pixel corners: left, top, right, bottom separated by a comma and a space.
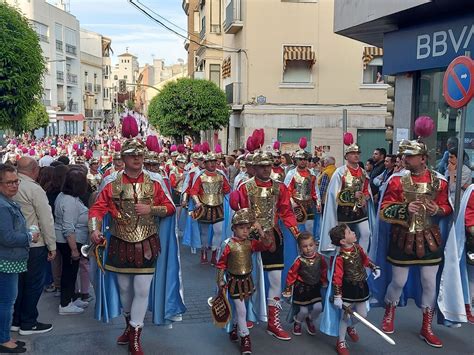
111, 50, 140, 104
183, 0, 389, 161
334, 0, 474, 169
8, 0, 84, 137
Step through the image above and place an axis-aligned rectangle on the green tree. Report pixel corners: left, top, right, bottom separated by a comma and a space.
148, 78, 230, 143
0, 3, 46, 132
23, 101, 50, 133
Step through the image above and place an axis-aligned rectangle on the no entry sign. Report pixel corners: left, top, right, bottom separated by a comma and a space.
443, 56, 474, 109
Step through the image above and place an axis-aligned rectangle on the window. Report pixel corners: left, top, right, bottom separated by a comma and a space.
194, 12, 200, 33
124, 75, 128, 80
65, 27, 76, 45
32, 21, 48, 42
209, 64, 220, 86
283, 60, 312, 83
363, 57, 385, 84
85, 71, 88, 76
114, 75, 118, 80
55, 23, 62, 41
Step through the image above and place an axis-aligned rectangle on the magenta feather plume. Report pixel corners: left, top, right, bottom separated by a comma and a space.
28, 149, 35, 156
177, 144, 186, 153
193, 144, 200, 153
343, 132, 354, 146
85, 150, 93, 159
122, 115, 139, 138
21, 147, 28, 154
246, 136, 255, 153
414, 116, 435, 138
76, 148, 84, 156
201, 141, 210, 154
273, 140, 280, 150
215, 144, 222, 154
114, 142, 121, 152
146, 135, 159, 152
50, 148, 57, 157
299, 137, 307, 149
73, 143, 78, 151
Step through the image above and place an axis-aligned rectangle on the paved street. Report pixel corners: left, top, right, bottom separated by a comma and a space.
14, 245, 474, 355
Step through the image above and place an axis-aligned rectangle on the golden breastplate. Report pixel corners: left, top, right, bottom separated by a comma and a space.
227, 239, 252, 275
299, 256, 321, 285
401, 171, 440, 232
338, 169, 365, 206
246, 178, 279, 232
293, 170, 312, 201
173, 169, 184, 193
341, 247, 366, 283
270, 168, 285, 183
199, 173, 224, 206
110, 172, 157, 242
87, 172, 102, 192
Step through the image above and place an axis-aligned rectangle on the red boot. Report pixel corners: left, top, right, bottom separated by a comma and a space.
129, 325, 144, 355
229, 324, 238, 342
419, 307, 443, 348
246, 321, 254, 329
336, 340, 349, 355
466, 304, 474, 324
381, 303, 396, 334
116, 314, 131, 345
200, 249, 208, 264
240, 335, 252, 354
346, 327, 359, 342
266, 298, 291, 341
210, 250, 218, 266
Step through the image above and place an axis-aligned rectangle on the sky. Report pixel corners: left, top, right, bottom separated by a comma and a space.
67, 0, 188, 67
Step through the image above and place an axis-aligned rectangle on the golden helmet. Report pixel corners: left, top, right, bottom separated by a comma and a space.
399, 139, 427, 156
232, 208, 254, 226
252, 151, 273, 166
344, 143, 361, 155
121, 138, 145, 156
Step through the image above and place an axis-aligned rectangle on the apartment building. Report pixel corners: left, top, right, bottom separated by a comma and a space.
111, 50, 140, 105
80, 29, 113, 136
7, 0, 83, 137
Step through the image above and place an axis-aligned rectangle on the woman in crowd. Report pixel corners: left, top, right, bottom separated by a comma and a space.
54, 169, 90, 315
281, 153, 295, 175
0, 164, 39, 353
446, 147, 472, 201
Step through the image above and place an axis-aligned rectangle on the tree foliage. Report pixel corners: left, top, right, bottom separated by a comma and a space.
0, 3, 46, 132
24, 101, 50, 132
148, 78, 230, 142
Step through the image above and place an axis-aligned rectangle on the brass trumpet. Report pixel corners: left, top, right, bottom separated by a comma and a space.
81, 241, 98, 257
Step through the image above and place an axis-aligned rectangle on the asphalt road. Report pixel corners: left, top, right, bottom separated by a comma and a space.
13, 245, 474, 355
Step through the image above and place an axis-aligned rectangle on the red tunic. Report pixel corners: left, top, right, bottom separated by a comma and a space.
465, 190, 474, 228
216, 237, 270, 271
343, 165, 370, 198
272, 166, 285, 175
89, 171, 175, 221
286, 253, 328, 286
238, 177, 298, 230
287, 168, 317, 202
170, 167, 185, 189
332, 244, 371, 289
188, 170, 231, 198
381, 170, 452, 216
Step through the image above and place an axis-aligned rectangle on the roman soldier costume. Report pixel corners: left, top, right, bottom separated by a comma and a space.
169, 154, 186, 205
270, 141, 285, 183
87, 158, 102, 192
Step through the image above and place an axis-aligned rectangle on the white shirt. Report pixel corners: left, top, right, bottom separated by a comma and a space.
39, 155, 55, 167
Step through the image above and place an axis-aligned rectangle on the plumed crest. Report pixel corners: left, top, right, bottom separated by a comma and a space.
246, 136, 256, 152
50, 148, 57, 157
21, 147, 28, 154
299, 137, 307, 149
73, 143, 78, 151
30, 142, 35, 147
170, 144, 177, 152
273, 140, 280, 150
146, 135, 159, 152
114, 142, 122, 152
201, 141, 210, 154
414, 116, 435, 139
76, 148, 84, 157
343, 132, 354, 146
85, 149, 93, 159
177, 144, 186, 153
215, 143, 222, 153
122, 115, 139, 138
252, 129, 265, 149
229, 190, 241, 211
28, 149, 35, 156
193, 144, 201, 153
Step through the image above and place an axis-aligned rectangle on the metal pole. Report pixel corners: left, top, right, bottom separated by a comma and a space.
342, 109, 347, 164
454, 106, 467, 217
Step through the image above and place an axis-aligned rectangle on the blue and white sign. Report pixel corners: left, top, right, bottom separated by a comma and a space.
384, 14, 474, 74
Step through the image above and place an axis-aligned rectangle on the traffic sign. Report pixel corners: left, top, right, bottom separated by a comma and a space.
443, 55, 474, 108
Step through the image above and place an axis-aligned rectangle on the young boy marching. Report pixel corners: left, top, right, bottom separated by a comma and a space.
215, 208, 275, 354
329, 224, 381, 355
283, 232, 327, 336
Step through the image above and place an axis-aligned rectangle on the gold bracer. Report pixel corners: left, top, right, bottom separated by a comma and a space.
110, 172, 158, 243
88, 217, 102, 233
151, 205, 168, 217
401, 171, 440, 233
199, 173, 224, 206
298, 256, 321, 285
216, 268, 225, 286
245, 178, 279, 232
227, 239, 253, 275
341, 247, 366, 284
293, 170, 312, 201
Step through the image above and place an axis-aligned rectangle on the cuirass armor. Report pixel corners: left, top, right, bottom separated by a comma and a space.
341, 247, 366, 283
227, 239, 253, 275
293, 170, 312, 201
337, 169, 365, 206
246, 178, 279, 232
299, 255, 321, 285
270, 168, 285, 183
87, 171, 102, 192
110, 172, 157, 242
401, 171, 440, 232
199, 173, 224, 206
172, 168, 185, 193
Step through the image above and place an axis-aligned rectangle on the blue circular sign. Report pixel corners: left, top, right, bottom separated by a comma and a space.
443, 56, 474, 108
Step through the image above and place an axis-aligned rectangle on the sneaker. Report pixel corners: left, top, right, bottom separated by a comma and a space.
73, 299, 89, 309
81, 294, 95, 303
59, 303, 84, 315
44, 284, 56, 293
10, 325, 20, 332
19, 322, 53, 335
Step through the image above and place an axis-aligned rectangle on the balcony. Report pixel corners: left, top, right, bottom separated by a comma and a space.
66, 101, 78, 112
56, 40, 63, 51
85, 109, 93, 118
225, 82, 243, 110
94, 84, 101, 93
224, 0, 243, 34
65, 44, 77, 56
84, 83, 93, 92
200, 16, 206, 40
56, 71, 64, 82
66, 73, 78, 85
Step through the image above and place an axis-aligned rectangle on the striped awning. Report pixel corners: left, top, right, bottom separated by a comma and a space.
283, 45, 316, 70
222, 57, 231, 79
362, 46, 383, 68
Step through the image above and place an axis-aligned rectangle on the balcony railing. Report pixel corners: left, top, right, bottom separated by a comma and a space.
200, 16, 206, 39
56, 40, 63, 51
224, 0, 243, 34
68, 102, 78, 112
94, 84, 101, 93
65, 44, 77, 56
225, 82, 242, 106
85, 109, 93, 118
84, 83, 93, 92
56, 71, 64, 82
66, 73, 78, 85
